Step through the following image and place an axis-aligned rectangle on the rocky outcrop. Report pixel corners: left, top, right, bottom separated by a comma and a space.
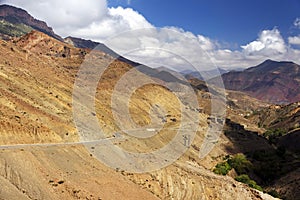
64, 36, 100, 49
0, 4, 62, 40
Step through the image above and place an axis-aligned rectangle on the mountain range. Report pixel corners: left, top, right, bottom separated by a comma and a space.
1, 4, 299, 105
181, 68, 229, 80
219, 59, 300, 104
0, 4, 299, 200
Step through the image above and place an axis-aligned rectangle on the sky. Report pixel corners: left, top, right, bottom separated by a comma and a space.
108, 0, 300, 46
1, 0, 300, 70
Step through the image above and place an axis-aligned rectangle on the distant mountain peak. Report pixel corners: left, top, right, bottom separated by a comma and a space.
246, 59, 298, 73
262, 59, 295, 65
217, 60, 300, 104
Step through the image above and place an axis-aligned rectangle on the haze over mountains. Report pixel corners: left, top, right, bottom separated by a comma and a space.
0, 4, 299, 200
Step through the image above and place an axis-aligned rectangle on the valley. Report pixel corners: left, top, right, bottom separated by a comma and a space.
0, 4, 298, 200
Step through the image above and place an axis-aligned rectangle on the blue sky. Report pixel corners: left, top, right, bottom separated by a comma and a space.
2, 0, 300, 69
108, 0, 300, 48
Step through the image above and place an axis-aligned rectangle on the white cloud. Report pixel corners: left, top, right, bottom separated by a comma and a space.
71, 7, 154, 41
288, 35, 300, 45
241, 29, 287, 56
3, 0, 108, 30
104, 27, 218, 72
197, 35, 215, 51
294, 18, 300, 29
2, 0, 152, 41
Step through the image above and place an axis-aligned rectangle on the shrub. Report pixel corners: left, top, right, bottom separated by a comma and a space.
213, 154, 252, 175
263, 129, 286, 144
235, 174, 263, 191
213, 161, 232, 175
227, 154, 252, 175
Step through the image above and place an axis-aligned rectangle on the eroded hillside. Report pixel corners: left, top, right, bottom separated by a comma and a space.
0, 31, 279, 199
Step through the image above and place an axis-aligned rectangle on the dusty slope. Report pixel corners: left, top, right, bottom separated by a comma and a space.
0, 146, 159, 200
0, 31, 278, 199
0, 31, 159, 200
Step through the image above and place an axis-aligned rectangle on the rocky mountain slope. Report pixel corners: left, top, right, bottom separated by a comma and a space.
226, 100, 300, 200
0, 30, 163, 199
0, 4, 294, 199
64, 36, 100, 49
0, 28, 281, 199
218, 59, 300, 104
0, 4, 62, 40
247, 101, 300, 155
249, 102, 300, 132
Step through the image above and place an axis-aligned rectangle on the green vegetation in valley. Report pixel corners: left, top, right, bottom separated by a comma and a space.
213, 154, 252, 175
213, 161, 232, 175
0, 19, 32, 37
213, 154, 263, 192
212, 151, 295, 198
263, 128, 286, 144
227, 153, 252, 174
234, 174, 263, 191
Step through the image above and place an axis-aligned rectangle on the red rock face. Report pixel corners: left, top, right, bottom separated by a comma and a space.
220, 60, 300, 104
0, 4, 62, 40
